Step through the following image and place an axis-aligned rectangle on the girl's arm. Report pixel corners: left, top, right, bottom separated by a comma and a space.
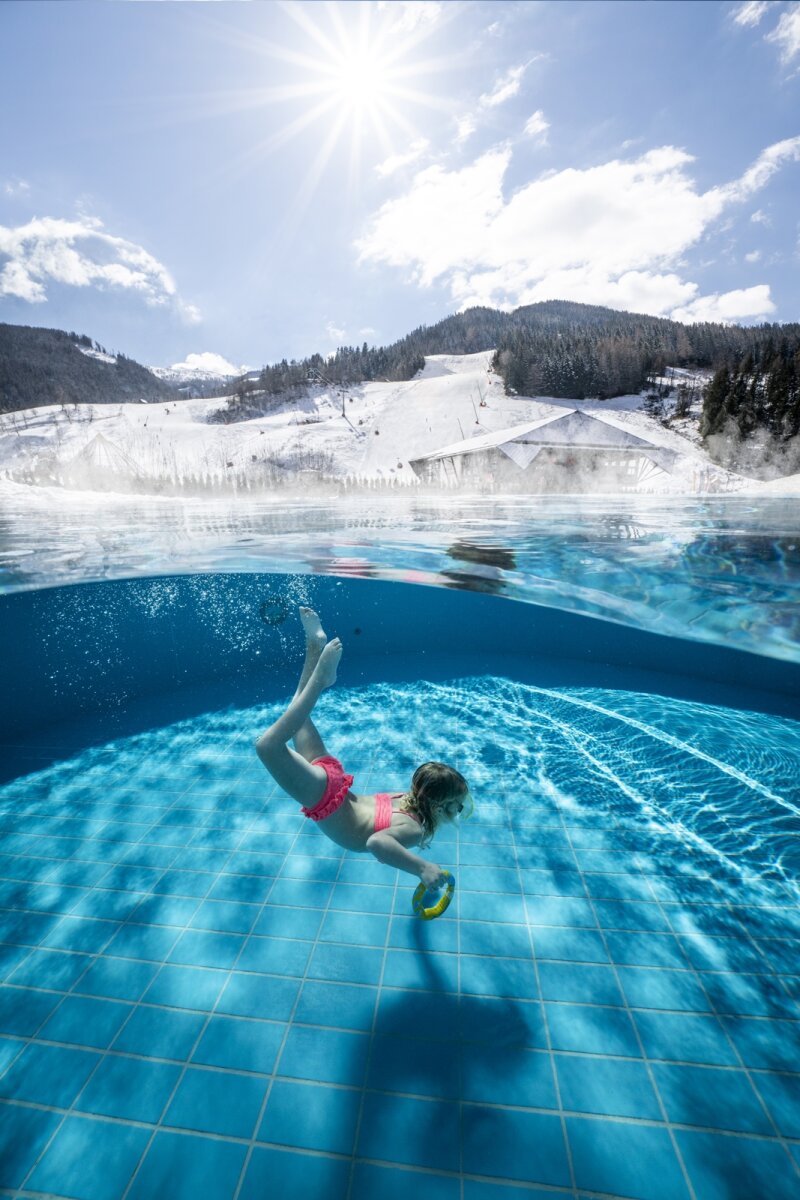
365, 832, 446, 889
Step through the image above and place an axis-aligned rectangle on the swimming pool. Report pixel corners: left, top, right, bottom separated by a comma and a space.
1, 502, 799, 1200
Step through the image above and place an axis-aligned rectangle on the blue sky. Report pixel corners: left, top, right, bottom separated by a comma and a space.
1, 0, 798, 371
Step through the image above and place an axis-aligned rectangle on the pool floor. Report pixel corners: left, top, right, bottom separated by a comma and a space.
0, 676, 799, 1200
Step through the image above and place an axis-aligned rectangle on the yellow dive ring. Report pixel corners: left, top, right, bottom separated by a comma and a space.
412, 871, 455, 921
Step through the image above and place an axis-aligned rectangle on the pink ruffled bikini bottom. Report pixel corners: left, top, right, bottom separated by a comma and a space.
302, 756, 354, 822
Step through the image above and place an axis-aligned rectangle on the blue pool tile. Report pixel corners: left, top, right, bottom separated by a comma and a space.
390, 913, 459, 953
520, 868, 586, 897
296, 979, 377, 1031
154, 868, 217, 897
618, 966, 711, 1012
533, 926, 609, 964
308, 941, 384, 986
462, 1044, 557, 1108
75, 1054, 180, 1123
567, 1116, 690, 1200
584, 871, 654, 900
679, 933, 769, 974
189, 899, 260, 934
460, 891, 528, 924
352, 1162, 459, 1200
652, 1062, 772, 1133
0, 1101, 61, 1189
0, 1041, 100, 1106
75, 955, 158, 1001
192, 1014, 285, 1074
0, 944, 28, 981
278, 1023, 370, 1086
168, 928, 245, 969
722, 1016, 800, 1069
128, 1129, 246, 1200
546, 1002, 640, 1056
143, 963, 228, 1011
0, 983, 60, 1035
237, 934, 312, 977
527, 896, 598, 928
242, 1147, 350, 1200
462, 1106, 569, 1186
751, 1070, 800, 1137
320, 909, 389, 946
208, 872, 273, 904
70, 889, 146, 921
253, 903, 322, 939
0, 907, 56, 945
104, 922, 180, 962
128, 894, 200, 927
259, 1079, 361, 1154
633, 1009, 737, 1065
268, 878, 332, 909
165, 1065, 267, 1137
359, 1092, 460, 1171
606, 930, 686, 969
594, 900, 671, 932
459, 953, 538, 999
459, 920, 531, 958
702, 971, 796, 1018
8, 946, 93, 990
464, 1186, 567, 1200
556, 1054, 661, 1119
40, 915, 120, 954
27, 1113, 150, 1200
0, 1034, 24, 1073
384, 947, 460, 993
369, 1034, 459, 1098
331, 882, 395, 914
217, 971, 300, 1020
538, 961, 623, 1006
676, 1128, 800, 1200
459, 995, 548, 1048
112, 1004, 206, 1060
39, 995, 133, 1048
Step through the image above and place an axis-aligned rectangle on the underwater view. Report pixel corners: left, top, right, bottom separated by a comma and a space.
1, 495, 799, 1200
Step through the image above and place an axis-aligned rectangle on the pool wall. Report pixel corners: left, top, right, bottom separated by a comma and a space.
2, 574, 798, 752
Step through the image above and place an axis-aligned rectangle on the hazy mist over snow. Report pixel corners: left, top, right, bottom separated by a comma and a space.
0, 1, 799, 370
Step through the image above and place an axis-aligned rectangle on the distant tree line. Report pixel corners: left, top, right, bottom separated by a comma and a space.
700, 338, 800, 474
0, 324, 172, 413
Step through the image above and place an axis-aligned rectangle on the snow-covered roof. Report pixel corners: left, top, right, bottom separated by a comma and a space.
409, 409, 679, 464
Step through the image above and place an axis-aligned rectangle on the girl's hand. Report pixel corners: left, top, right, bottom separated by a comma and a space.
419, 862, 447, 892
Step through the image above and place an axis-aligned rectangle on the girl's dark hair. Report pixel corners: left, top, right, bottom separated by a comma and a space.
404, 761, 472, 847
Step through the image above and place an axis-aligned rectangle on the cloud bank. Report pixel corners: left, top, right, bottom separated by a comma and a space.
0, 215, 200, 322
356, 137, 800, 322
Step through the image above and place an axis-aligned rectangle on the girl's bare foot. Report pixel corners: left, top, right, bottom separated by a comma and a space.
299, 606, 326, 650
315, 638, 343, 688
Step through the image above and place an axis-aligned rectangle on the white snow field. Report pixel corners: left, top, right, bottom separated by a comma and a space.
0, 350, 795, 497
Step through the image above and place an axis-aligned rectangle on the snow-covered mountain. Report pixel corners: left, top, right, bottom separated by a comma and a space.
150, 352, 246, 386
0, 350, 796, 497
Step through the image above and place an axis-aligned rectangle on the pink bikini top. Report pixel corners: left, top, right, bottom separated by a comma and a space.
374, 792, 422, 833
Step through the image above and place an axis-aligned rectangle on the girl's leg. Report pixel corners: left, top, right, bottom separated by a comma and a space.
255, 635, 343, 808
292, 608, 328, 762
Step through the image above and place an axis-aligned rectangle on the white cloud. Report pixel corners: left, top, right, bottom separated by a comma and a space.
479, 63, 527, 108
765, 3, 800, 64
0, 215, 199, 320
375, 138, 429, 178
671, 285, 775, 323
731, 1, 771, 27
357, 138, 800, 319
3, 179, 30, 197
170, 352, 241, 376
378, 1, 442, 34
523, 110, 549, 142
750, 207, 771, 224
455, 114, 477, 145
325, 321, 346, 342
744, 249, 762, 262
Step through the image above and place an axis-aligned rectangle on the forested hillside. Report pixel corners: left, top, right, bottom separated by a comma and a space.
0, 324, 173, 414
